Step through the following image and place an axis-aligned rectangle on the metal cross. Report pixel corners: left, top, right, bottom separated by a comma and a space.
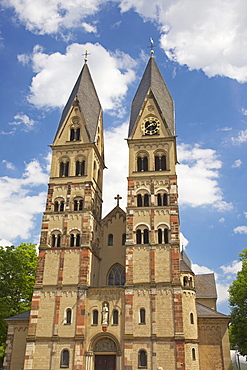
114, 194, 122, 206
83, 48, 91, 63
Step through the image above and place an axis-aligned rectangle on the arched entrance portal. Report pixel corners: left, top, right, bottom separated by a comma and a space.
94, 337, 117, 370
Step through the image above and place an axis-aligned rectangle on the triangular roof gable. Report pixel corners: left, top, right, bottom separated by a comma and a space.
128, 57, 175, 138
54, 63, 102, 143
102, 205, 126, 226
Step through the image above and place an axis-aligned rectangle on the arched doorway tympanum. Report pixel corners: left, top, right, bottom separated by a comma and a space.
94, 337, 117, 370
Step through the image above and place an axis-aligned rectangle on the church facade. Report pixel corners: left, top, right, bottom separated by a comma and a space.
4, 56, 231, 370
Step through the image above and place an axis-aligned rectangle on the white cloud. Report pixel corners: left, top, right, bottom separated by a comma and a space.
192, 263, 214, 275
82, 22, 97, 33
177, 143, 232, 211
17, 53, 30, 65
2, 160, 15, 170
4, 1, 247, 82
102, 138, 232, 215
1, 0, 103, 35
217, 127, 232, 132
215, 282, 230, 304
219, 217, 225, 223
231, 129, 247, 144
103, 122, 128, 216
244, 212, 247, 218
180, 232, 189, 250
241, 108, 247, 116
232, 159, 242, 168
20, 43, 136, 114
9, 113, 35, 130
234, 225, 247, 234
118, 0, 247, 83
0, 158, 49, 243
221, 260, 242, 275
0, 239, 13, 247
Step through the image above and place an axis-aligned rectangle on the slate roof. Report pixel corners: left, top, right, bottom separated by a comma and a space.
194, 273, 217, 299
54, 63, 102, 143
196, 302, 230, 320
128, 57, 175, 137
4, 310, 30, 321
180, 250, 193, 273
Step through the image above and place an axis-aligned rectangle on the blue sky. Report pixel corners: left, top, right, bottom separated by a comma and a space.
0, 0, 247, 314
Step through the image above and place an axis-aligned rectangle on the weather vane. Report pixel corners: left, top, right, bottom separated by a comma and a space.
149, 37, 156, 56
83, 48, 90, 63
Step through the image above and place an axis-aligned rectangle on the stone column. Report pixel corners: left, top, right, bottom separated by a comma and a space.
85, 352, 93, 370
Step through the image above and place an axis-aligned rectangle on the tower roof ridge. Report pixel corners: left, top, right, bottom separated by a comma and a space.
54, 62, 102, 142
128, 57, 175, 137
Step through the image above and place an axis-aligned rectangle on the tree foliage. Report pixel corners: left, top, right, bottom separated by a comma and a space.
229, 248, 247, 355
0, 243, 38, 364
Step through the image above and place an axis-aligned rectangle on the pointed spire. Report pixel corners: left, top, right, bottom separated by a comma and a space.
54, 62, 101, 142
128, 57, 175, 137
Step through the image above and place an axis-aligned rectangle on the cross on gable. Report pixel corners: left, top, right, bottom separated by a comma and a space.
114, 194, 122, 206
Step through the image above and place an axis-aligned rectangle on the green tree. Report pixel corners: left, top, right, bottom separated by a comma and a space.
0, 243, 38, 365
229, 248, 247, 355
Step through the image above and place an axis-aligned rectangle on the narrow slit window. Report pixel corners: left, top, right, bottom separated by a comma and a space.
92, 310, 98, 325
190, 313, 194, 324
143, 229, 149, 244
136, 229, 142, 244
192, 348, 196, 361
66, 309, 72, 324
108, 234, 113, 246
140, 309, 146, 324
113, 310, 119, 325
122, 233, 126, 245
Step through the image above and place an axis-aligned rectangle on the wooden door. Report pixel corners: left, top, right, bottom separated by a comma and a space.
94, 355, 116, 370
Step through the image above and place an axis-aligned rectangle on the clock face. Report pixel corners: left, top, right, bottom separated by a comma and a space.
141, 117, 160, 135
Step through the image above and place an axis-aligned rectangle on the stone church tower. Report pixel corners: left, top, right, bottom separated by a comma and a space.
3, 56, 231, 370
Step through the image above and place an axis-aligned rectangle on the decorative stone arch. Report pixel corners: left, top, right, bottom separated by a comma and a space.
74, 154, 86, 176
136, 150, 149, 172
135, 187, 151, 207
155, 222, 170, 230
153, 148, 168, 171
53, 196, 65, 212
155, 223, 170, 244
135, 223, 150, 245
154, 187, 169, 194
68, 228, 81, 247
135, 186, 151, 195
72, 195, 84, 211
49, 228, 63, 248
134, 223, 151, 230
59, 156, 70, 177
153, 148, 168, 157
85, 334, 122, 370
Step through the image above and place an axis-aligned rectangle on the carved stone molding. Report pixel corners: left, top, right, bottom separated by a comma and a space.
94, 338, 117, 352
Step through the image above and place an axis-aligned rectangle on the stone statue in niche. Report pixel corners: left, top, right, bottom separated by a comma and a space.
102, 303, 109, 324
